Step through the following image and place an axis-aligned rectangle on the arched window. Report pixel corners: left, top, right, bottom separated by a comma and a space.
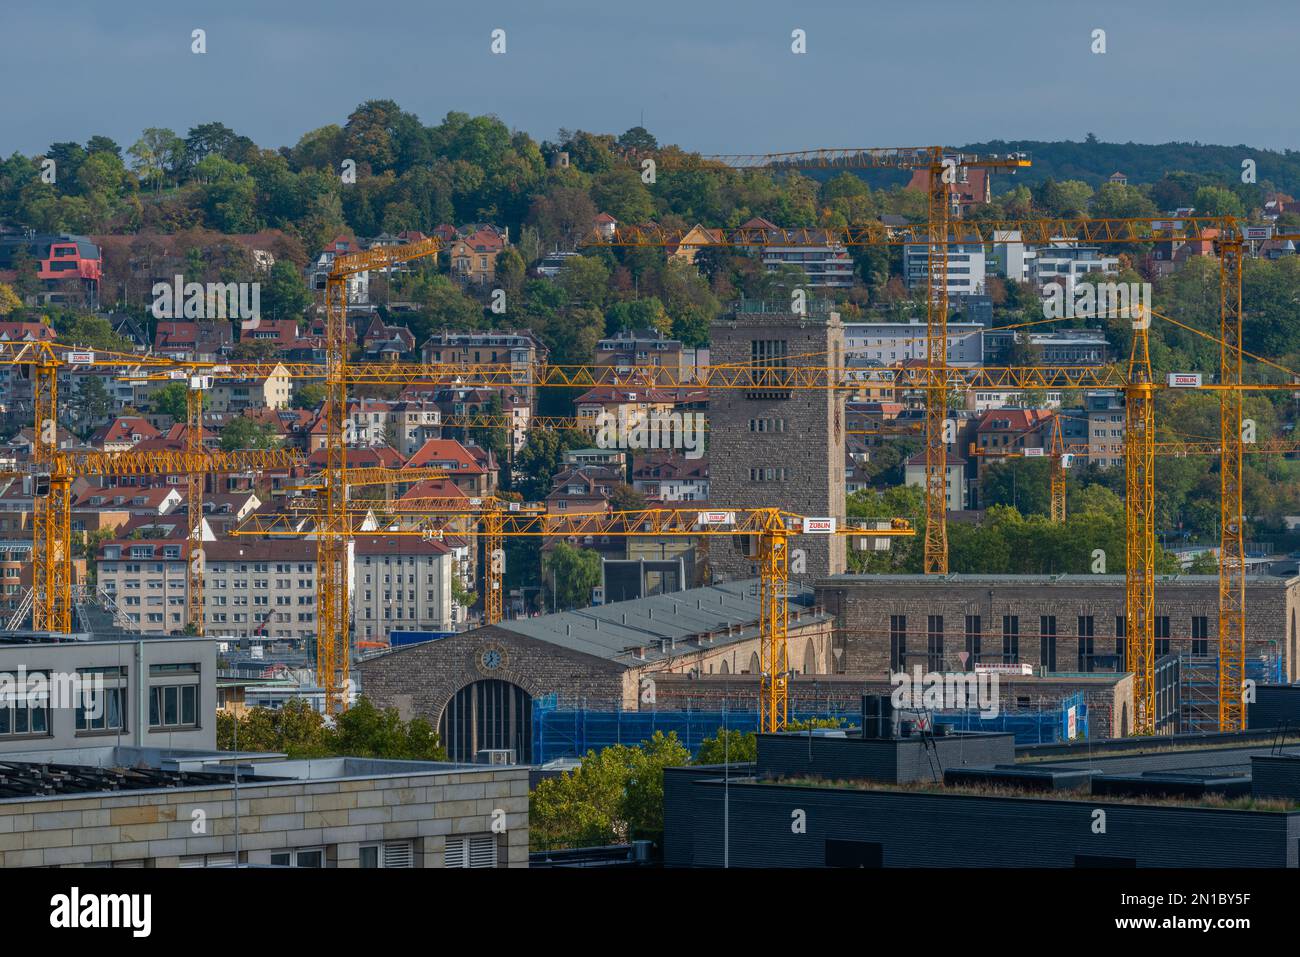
803, 640, 817, 675
439, 679, 532, 763
719, 659, 729, 675
748, 652, 760, 675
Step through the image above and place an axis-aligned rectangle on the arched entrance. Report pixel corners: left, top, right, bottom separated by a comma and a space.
439, 679, 532, 763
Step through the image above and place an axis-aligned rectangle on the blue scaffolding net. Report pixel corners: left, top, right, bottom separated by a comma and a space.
531, 692, 1085, 761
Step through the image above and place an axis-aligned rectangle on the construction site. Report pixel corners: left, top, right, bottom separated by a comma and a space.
7, 2, 1300, 911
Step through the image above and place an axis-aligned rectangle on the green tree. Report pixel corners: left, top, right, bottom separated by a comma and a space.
220, 416, 278, 451
512, 426, 589, 500
1192, 184, 1245, 218
127, 128, 185, 192
528, 731, 690, 850
261, 259, 310, 322
544, 541, 602, 610
292, 382, 327, 410
332, 697, 446, 760
150, 381, 195, 421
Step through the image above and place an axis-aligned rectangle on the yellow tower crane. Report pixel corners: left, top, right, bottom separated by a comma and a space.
589, 214, 1300, 734
638, 146, 1033, 576
317, 238, 442, 714
235, 506, 914, 732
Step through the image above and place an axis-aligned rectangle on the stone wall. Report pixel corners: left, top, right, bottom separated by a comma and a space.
0, 765, 529, 868
707, 311, 846, 580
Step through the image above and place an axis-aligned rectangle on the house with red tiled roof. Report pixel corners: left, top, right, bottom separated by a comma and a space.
240, 317, 304, 349
90, 416, 161, 452
971, 408, 1054, 481
631, 452, 709, 503
405, 438, 493, 495
574, 385, 677, 435
594, 212, 618, 241
398, 478, 469, 502
304, 446, 404, 471
449, 227, 507, 286
153, 321, 234, 361
0, 321, 56, 342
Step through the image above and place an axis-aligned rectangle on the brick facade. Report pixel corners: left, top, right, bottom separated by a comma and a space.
815, 574, 1300, 683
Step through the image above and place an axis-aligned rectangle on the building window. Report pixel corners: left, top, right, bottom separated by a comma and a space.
926, 615, 943, 671
1002, 615, 1019, 664
0, 670, 51, 737
964, 614, 981, 665
1039, 616, 1057, 672
889, 615, 907, 671
1115, 615, 1126, 663
1077, 616, 1095, 672
1155, 616, 1170, 658
149, 684, 198, 729
1192, 616, 1209, 657
445, 834, 497, 869
360, 841, 414, 868
269, 847, 325, 868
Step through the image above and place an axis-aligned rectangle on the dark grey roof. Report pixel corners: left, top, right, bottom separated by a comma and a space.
497, 578, 823, 668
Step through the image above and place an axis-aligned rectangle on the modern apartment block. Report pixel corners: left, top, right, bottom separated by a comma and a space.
352, 535, 454, 642
203, 540, 319, 640
843, 319, 984, 366
706, 303, 846, 580
902, 243, 987, 297
97, 538, 191, 634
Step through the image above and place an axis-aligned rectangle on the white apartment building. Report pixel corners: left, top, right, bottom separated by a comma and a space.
903, 243, 987, 297
904, 452, 968, 512
203, 540, 319, 640
966, 390, 1064, 413
988, 230, 1036, 283
353, 535, 454, 641
98, 539, 191, 634
843, 319, 984, 366
1029, 241, 1120, 286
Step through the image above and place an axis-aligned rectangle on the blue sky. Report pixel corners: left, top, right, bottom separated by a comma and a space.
2, 0, 1296, 156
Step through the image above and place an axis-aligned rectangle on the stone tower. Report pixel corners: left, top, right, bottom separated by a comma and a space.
706, 304, 846, 582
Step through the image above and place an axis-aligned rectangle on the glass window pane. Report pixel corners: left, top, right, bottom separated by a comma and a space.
30, 707, 47, 733
0, 708, 9, 734
296, 850, 323, 868
164, 687, 178, 725
149, 688, 160, 726
15, 707, 28, 734
359, 846, 379, 868
109, 689, 123, 730
182, 686, 196, 725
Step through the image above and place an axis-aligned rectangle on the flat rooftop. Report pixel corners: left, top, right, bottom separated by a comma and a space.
0, 745, 507, 804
